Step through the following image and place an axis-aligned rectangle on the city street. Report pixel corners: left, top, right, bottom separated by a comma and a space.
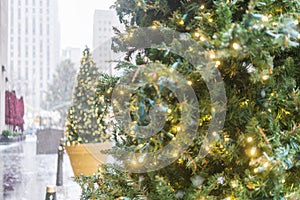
0, 136, 81, 200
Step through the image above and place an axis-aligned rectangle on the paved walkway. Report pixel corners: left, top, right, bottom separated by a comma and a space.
0, 136, 81, 200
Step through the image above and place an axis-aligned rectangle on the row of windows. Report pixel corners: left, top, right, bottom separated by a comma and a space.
98, 27, 112, 32
98, 21, 112, 25
12, 8, 50, 15
10, 22, 50, 36
11, 63, 51, 80
10, 52, 51, 65
14, 0, 50, 7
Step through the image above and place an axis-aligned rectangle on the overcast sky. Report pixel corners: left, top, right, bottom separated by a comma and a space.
58, 0, 116, 50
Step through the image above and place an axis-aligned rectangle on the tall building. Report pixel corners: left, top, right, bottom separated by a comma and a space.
61, 47, 81, 65
7, 0, 60, 119
0, 0, 8, 134
93, 9, 123, 75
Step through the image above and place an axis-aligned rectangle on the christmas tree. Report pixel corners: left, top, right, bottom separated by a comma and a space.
74, 0, 300, 199
65, 47, 112, 144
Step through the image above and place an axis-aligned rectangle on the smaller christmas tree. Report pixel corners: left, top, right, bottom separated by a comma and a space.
65, 47, 106, 145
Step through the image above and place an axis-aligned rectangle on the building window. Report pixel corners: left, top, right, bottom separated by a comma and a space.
18, 37, 21, 56
25, 45, 28, 57
47, 67, 50, 79
25, 68, 28, 80
25, 17, 28, 34
40, 68, 43, 80
40, 41, 43, 51
32, 0, 35, 6
33, 46, 36, 57
47, 24, 49, 36
18, 8, 21, 19
47, 49, 50, 65
40, 23, 43, 35
10, 9, 14, 26
32, 18, 36, 34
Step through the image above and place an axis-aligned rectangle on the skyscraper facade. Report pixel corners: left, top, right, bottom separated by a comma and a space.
0, 0, 8, 133
7, 0, 60, 117
93, 9, 122, 75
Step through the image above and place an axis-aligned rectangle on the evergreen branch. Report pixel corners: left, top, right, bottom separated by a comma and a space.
185, 153, 197, 173
288, 124, 300, 135
126, 173, 150, 199
257, 126, 273, 151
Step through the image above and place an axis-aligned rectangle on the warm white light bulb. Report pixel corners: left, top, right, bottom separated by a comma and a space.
262, 75, 270, 81
247, 137, 253, 143
232, 42, 240, 50
131, 160, 137, 165
250, 147, 256, 156
209, 52, 216, 59
261, 15, 269, 22
200, 36, 206, 41
138, 156, 144, 163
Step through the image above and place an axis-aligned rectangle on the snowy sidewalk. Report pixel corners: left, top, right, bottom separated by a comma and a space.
0, 137, 81, 200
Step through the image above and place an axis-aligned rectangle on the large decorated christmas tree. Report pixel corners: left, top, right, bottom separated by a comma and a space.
73, 0, 300, 199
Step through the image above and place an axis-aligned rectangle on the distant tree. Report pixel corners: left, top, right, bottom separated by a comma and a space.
42, 59, 77, 126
